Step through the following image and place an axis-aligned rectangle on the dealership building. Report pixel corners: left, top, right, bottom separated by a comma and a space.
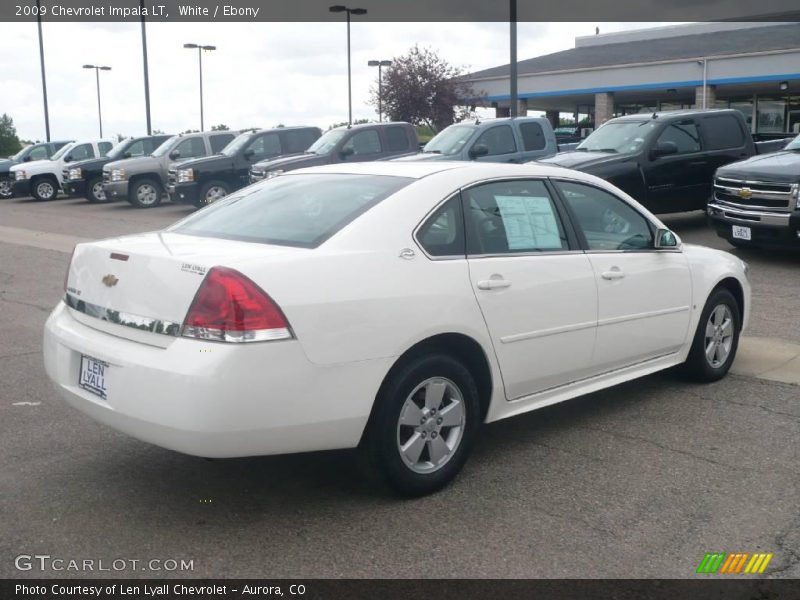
462, 22, 800, 134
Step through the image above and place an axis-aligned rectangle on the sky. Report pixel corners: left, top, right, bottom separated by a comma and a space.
2, 21, 678, 142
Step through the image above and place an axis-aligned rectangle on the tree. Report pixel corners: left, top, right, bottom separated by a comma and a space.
0, 114, 22, 156
327, 118, 372, 131
153, 129, 165, 135
115, 133, 127, 143
372, 46, 482, 133
211, 124, 229, 131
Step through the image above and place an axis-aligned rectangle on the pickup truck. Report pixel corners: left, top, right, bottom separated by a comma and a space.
393, 117, 558, 163
249, 122, 418, 183
62, 134, 172, 203
103, 130, 237, 208
1, 140, 73, 199
707, 134, 800, 249
538, 109, 791, 213
168, 126, 321, 207
10, 139, 114, 201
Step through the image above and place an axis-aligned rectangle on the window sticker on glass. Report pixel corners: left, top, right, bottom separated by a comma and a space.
495, 195, 562, 250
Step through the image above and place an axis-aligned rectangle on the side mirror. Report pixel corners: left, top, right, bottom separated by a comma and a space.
651, 140, 678, 159
243, 148, 255, 160
468, 143, 489, 159
169, 150, 180, 160
123, 151, 132, 158
64, 155, 72, 163
23, 155, 32, 162
339, 146, 355, 159
655, 228, 679, 249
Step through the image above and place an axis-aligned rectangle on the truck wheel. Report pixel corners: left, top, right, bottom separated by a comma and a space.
0, 176, 12, 199
680, 287, 741, 382
359, 353, 481, 497
31, 176, 58, 201
86, 177, 108, 203
129, 178, 162, 208
195, 181, 229, 208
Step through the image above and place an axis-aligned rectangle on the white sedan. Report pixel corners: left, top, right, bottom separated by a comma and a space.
44, 162, 749, 496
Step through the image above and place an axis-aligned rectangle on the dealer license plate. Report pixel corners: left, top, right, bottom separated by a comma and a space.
79, 355, 108, 399
732, 225, 751, 241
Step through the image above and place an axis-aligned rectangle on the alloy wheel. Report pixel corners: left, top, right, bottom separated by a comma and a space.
204, 186, 227, 205
92, 181, 106, 201
704, 304, 734, 368
0, 178, 11, 198
37, 181, 55, 200
137, 184, 158, 206
396, 377, 465, 474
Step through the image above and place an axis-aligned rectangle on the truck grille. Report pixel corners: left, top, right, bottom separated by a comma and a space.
249, 168, 265, 182
102, 171, 110, 184
62, 168, 70, 181
167, 168, 177, 187
713, 177, 795, 212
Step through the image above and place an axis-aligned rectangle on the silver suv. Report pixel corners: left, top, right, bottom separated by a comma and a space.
102, 130, 237, 208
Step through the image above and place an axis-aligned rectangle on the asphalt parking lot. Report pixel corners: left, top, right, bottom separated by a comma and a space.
0, 194, 798, 579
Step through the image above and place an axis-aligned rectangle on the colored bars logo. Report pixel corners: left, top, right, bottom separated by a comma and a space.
696, 552, 773, 574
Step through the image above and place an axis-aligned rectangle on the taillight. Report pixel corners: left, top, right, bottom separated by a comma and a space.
181, 267, 292, 343
64, 247, 76, 295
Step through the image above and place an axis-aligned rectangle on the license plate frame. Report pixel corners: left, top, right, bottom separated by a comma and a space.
79, 355, 109, 399
732, 225, 752, 241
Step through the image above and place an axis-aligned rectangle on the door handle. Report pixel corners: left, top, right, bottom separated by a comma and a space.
601, 267, 625, 280
477, 278, 512, 290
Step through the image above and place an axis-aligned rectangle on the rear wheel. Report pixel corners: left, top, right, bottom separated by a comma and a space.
0, 176, 12, 199
31, 176, 58, 201
195, 181, 229, 208
86, 176, 107, 203
681, 287, 741, 382
129, 178, 161, 208
361, 353, 481, 496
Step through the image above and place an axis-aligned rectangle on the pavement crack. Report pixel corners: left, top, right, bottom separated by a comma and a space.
0, 350, 39, 361
0, 294, 51, 313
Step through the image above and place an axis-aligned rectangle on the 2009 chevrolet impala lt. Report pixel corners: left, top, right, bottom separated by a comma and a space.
44, 162, 750, 495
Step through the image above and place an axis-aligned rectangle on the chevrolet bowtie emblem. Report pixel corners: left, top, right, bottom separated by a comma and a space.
738, 187, 753, 199
102, 274, 119, 287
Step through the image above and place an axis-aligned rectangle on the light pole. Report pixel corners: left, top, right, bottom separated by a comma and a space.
697, 58, 708, 109
83, 64, 111, 137
509, 0, 518, 117
329, 5, 367, 127
368, 60, 392, 122
140, 0, 152, 135
184, 43, 216, 131
36, 0, 50, 141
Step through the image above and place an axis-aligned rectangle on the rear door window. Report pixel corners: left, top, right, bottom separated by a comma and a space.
702, 115, 746, 150
385, 126, 411, 152
416, 196, 465, 257
210, 134, 234, 154
283, 129, 320, 154
519, 122, 546, 151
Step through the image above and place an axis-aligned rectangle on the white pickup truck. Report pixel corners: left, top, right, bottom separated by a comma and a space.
10, 139, 114, 201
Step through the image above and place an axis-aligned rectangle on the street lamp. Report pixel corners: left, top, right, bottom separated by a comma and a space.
368, 60, 392, 122
83, 64, 111, 137
329, 5, 367, 127
184, 43, 217, 131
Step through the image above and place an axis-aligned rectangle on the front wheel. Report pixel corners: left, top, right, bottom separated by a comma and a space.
361, 353, 481, 497
86, 176, 107, 203
681, 287, 741, 382
0, 176, 12, 199
31, 177, 58, 201
195, 181, 229, 208
129, 178, 162, 208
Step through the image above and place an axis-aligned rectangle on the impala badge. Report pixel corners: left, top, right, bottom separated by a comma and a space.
102, 274, 119, 287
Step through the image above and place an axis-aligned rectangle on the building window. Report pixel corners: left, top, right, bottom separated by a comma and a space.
756, 97, 787, 133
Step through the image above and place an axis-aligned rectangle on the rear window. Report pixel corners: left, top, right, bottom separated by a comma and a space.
284, 129, 320, 154
385, 126, 410, 152
519, 122, 546, 151
169, 173, 413, 248
210, 133, 235, 154
702, 115, 746, 150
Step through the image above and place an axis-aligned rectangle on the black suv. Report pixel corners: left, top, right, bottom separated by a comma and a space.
168, 126, 321, 207
63, 135, 172, 203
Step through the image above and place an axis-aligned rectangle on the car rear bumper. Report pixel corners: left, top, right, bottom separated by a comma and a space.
708, 204, 800, 248
168, 182, 199, 204
102, 180, 128, 200
12, 179, 31, 198
43, 302, 388, 458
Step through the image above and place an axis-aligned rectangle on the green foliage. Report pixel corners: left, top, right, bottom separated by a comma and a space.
327, 119, 372, 131
211, 124, 230, 131
0, 114, 22, 156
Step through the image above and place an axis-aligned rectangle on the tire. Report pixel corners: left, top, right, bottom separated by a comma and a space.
194, 181, 229, 208
0, 176, 12, 199
360, 353, 481, 497
85, 176, 107, 203
681, 287, 741, 382
129, 178, 162, 208
31, 176, 58, 201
